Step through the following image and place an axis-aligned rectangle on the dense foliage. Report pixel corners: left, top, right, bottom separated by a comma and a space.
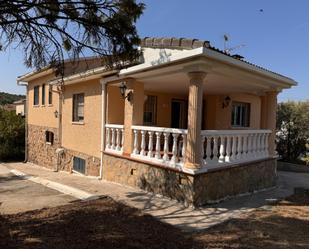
305, 139, 309, 165
0, 0, 145, 74
276, 101, 309, 163
0, 108, 25, 160
0, 92, 25, 105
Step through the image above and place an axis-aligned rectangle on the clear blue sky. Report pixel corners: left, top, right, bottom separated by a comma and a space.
0, 0, 308, 102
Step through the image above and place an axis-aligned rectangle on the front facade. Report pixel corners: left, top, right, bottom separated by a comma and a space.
18, 38, 296, 206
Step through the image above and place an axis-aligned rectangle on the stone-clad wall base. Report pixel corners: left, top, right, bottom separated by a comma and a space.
103, 154, 195, 205
193, 159, 277, 206
28, 124, 100, 176
59, 149, 100, 176
28, 124, 59, 170
103, 153, 277, 207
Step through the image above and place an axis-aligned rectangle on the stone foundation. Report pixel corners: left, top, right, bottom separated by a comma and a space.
103, 153, 277, 206
28, 124, 59, 170
59, 148, 100, 176
28, 124, 100, 176
193, 159, 277, 206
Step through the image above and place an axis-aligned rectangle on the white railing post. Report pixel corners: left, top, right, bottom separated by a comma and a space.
106, 127, 111, 150
213, 136, 219, 163
111, 128, 116, 150
181, 134, 187, 163
155, 131, 161, 159
231, 135, 237, 161
219, 136, 225, 163
162, 132, 169, 161
121, 128, 124, 152
147, 131, 154, 158
205, 136, 212, 164
201, 135, 205, 163
140, 130, 146, 156
171, 133, 179, 163
116, 128, 121, 151
133, 129, 139, 155
265, 132, 269, 156
236, 135, 242, 160
225, 135, 231, 162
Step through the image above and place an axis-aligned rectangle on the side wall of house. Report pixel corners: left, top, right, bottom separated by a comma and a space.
60, 79, 102, 176
27, 74, 60, 170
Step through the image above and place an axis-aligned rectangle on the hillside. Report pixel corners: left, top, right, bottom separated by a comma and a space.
0, 92, 25, 105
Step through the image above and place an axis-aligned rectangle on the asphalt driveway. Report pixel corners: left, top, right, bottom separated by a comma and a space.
0, 164, 75, 214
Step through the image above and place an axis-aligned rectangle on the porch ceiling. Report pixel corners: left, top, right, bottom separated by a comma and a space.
131, 64, 278, 96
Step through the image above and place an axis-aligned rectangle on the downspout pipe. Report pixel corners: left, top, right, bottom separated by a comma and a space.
16, 81, 28, 163
54, 84, 64, 172
99, 79, 107, 180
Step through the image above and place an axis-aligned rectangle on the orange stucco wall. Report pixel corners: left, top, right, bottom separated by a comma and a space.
106, 86, 262, 130
27, 74, 59, 128
204, 93, 261, 130
61, 79, 102, 158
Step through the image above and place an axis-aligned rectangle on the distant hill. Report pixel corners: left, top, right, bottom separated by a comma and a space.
0, 92, 25, 105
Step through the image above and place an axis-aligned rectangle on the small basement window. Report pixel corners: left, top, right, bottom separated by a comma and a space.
73, 157, 86, 174
45, 131, 54, 144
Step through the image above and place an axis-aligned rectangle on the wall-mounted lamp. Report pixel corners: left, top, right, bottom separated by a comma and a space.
222, 96, 231, 109
119, 82, 133, 101
54, 110, 59, 118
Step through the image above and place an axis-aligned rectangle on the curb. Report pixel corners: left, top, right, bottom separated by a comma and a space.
10, 169, 99, 201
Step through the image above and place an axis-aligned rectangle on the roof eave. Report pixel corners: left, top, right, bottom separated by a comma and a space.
17, 67, 54, 84
120, 47, 297, 88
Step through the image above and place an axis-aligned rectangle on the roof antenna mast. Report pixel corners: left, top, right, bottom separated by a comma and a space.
222, 33, 246, 54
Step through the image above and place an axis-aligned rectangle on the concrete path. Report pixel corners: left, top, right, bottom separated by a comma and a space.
2, 162, 309, 231
0, 164, 75, 214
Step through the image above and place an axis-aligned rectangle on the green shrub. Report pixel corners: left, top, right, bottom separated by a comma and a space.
277, 101, 309, 163
0, 108, 25, 160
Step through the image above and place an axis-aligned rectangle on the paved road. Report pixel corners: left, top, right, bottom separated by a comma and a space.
0, 164, 75, 214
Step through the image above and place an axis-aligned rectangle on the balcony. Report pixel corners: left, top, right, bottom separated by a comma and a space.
105, 124, 271, 173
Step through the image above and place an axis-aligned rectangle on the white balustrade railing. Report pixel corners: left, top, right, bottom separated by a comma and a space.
105, 124, 124, 154
200, 129, 271, 169
131, 125, 187, 168
105, 124, 272, 172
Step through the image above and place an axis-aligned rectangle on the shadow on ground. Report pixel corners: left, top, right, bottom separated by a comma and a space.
1, 195, 309, 249
0, 196, 201, 249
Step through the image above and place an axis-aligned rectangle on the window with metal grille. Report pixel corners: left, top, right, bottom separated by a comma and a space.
45, 131, 54, 144
72, 93, 84, 122
33, 86, 39, 105
143, 95, 157, 126
73, 157, 85, 174
231, 102, 250, 127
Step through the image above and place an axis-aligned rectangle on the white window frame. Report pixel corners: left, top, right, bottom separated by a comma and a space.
231, 101, 250, 128
143, 95, 157, 126
33, 86, 40, 106
72, 93, 84, 122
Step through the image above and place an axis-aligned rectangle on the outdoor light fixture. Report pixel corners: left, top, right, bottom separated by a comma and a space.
222, 96, 231, 109
54, 110, 59, 118
119, 82, 133, 101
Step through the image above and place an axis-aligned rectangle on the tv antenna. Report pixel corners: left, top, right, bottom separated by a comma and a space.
222, 33, 246, 54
